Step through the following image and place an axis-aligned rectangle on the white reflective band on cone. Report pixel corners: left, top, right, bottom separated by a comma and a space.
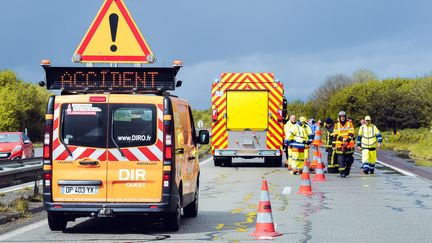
260, 191, 270, 201
301, 180, 311, 186
256, 213, 274, 224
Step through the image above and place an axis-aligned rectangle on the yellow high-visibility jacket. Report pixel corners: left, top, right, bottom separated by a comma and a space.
357, 124, 382, 148
332, 121, 355, 153
284, 121, 297, 140
287, 124, 309, 149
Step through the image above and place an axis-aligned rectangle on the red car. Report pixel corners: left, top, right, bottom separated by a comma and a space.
0, 132, 34, 160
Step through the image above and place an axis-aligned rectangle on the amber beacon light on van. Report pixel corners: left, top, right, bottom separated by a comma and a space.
39, 60, 183, 93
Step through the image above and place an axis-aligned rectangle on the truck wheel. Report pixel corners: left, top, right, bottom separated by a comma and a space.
164, 195, 181, 231
273, 156, 282, 167
183, 183, 199, 217
264, 157, 273, 167
47, 212, 67, 231
214, 157, 222, 166
222, 157, 232, 167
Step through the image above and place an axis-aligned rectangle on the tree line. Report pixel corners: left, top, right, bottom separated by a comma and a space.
286, 69, 432, 131
1, 68, 431, 142
0, 70, 51, 141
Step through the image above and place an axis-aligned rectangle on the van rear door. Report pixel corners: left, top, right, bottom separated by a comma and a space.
106, 95, 164, 203
51, 95, 108, 202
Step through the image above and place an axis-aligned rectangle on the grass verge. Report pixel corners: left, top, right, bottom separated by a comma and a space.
382, 128, 432, 167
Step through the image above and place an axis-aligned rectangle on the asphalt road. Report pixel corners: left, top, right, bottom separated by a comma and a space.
1, 154, 431, 243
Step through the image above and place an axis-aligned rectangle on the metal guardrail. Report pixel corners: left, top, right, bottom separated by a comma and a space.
0, 157, 43, 188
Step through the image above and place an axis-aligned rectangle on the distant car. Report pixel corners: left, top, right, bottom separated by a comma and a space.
0, 132, 34, 160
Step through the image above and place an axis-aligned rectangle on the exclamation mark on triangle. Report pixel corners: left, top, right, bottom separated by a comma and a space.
109, 13, 119, 52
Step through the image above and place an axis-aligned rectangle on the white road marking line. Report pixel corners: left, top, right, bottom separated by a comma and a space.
282, 186, 292, 195
354, 152, 415, 177
0, 220, 47, 241
199, 157, 213, 166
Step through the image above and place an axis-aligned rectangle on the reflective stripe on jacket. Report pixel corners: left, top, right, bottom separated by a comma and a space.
357, 124, 382, 148
332, 121, 355, 149
288, 124, 309, 149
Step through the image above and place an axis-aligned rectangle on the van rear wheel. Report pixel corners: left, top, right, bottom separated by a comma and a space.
47, 212, 67, 231
183, 184, 199, 217
164, 196, 181, 231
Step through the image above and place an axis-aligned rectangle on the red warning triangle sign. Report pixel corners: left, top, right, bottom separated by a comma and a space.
73, 0, 154, 63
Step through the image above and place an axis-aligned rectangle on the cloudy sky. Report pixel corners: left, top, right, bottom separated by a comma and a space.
1, 0, 431, 109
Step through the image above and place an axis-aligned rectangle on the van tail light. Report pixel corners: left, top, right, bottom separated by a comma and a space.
163, 173, 170, 187
277, 109, 283, 122
212, 109, 218, 122
43, 126, 52, 160
43, 172, 52, 187
164, 124, 172, 161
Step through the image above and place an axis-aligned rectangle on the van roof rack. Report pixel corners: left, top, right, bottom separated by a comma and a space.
41, 65, 182, 94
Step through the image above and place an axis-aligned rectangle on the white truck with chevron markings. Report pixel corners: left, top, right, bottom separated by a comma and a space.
211, 73, 287, 167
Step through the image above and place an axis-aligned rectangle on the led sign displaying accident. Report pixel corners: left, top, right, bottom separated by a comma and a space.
42, 66, 178, 92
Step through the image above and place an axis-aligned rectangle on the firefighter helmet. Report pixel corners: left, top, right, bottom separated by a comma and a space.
338, 111, 346, 117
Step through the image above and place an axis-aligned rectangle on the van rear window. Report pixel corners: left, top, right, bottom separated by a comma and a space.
111, 105, 157, 147
61, 104, 108, 148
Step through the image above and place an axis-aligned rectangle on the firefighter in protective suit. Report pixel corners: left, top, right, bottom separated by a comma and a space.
284, 115, 297, 170
287, 116, 312, 175
324, 117, 337, 172
332, 111, 355, 178
357, 116, 382, 174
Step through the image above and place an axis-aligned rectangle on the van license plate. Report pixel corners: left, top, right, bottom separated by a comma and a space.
0, 153, 8, 158
62, 186, 97, 195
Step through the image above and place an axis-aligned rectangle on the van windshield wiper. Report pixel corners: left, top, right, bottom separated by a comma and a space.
61, 141, 73, 158
111, 138, 125, 158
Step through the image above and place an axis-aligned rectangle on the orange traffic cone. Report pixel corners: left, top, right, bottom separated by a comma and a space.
312, 123, 323, 146
298, 160, 313, 195
310, 148, 319, 169
250, 180, 282, 240
313, 149, 326, 182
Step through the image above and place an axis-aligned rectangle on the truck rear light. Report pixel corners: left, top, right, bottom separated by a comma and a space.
89, 96, 106, 102
212, 109, 218, 122
277, 109, 283, 122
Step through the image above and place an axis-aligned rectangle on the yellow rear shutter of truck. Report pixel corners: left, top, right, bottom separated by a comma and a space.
226, 91, 268, 131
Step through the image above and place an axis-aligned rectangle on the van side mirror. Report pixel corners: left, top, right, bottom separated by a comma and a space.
198, 130, 210, 145
176, 80, 182, 87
